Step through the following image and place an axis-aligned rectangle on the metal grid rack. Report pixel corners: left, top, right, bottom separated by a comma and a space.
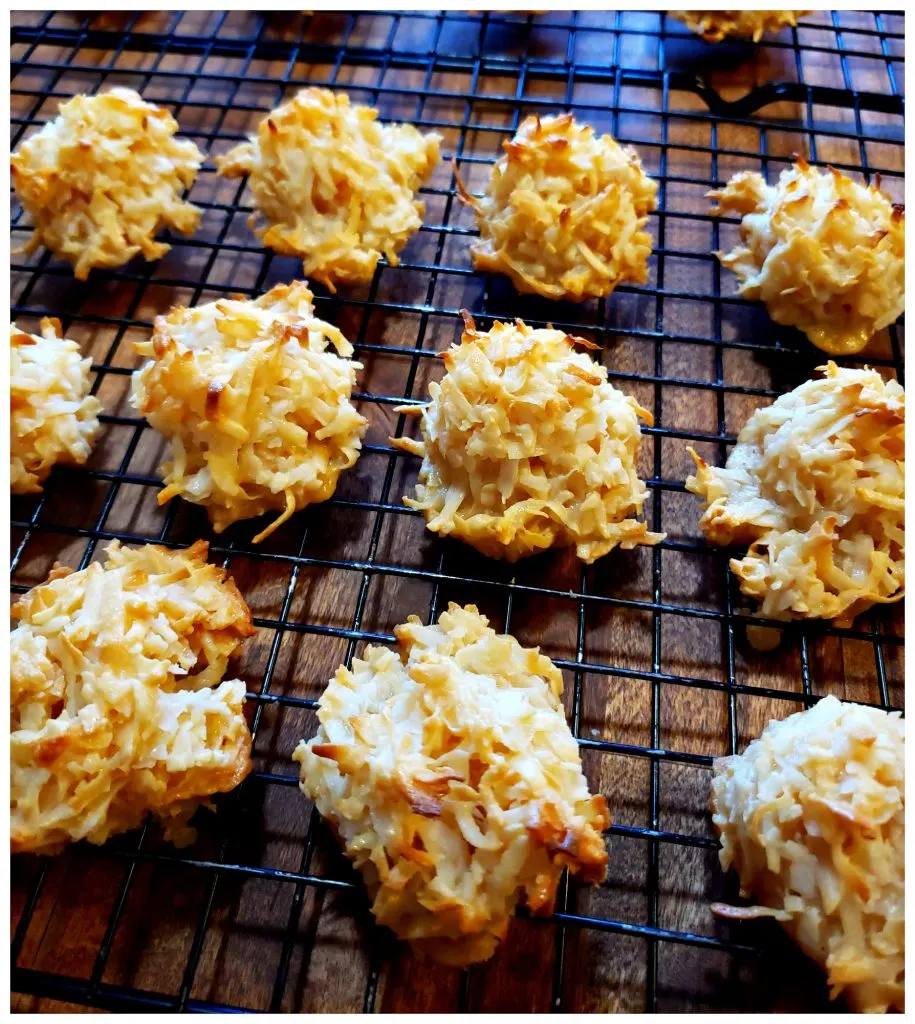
10, 10, 904, 1014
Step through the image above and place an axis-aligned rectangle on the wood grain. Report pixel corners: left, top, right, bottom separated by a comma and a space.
10, 9, 904, 1014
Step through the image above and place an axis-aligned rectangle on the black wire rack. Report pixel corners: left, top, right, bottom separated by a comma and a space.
10, 9, 905, 1014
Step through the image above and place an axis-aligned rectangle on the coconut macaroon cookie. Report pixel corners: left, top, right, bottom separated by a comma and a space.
216, 87, 441, 290
711, 696, 904, 1013
394, 313, 663, 563
670, 10, 808, 43
457, 113, 657, 302
11, 87, 204, 280
687, 362, 904, 625
710, 158, 904, 355
131, 281, 367, 543
11, 319, 102, 495
11, 541, 255, 855
294, 603, 609, 965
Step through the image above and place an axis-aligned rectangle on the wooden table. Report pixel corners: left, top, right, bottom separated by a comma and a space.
11, 9, 904, 1014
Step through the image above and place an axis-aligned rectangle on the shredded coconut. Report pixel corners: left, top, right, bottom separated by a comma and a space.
217, 87, 441, 290
671, 10, 808, 42
711, 695, 904, 1013
394, 313, 664, 563
686, 362, 904, 625
710, 157, 905, 355
457, 113, 657, 302
11, 87, 203, 279
11, 541, 255, 855
11, 319, 102, 494
293, 603, 609, 965
130, 281, 367, 543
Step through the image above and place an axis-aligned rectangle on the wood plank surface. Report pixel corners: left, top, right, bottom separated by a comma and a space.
10, 10, 904, 1015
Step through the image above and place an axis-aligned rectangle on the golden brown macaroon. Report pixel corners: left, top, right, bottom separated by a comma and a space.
394, 313, 663, 563
11, 541, 255, 855
294, 602, 609, 965
457, 113, 657, 302
671, 10, 808, 42
11, 87, 203, 279
130, 281, 367, 543
710, 158, 904, 355
10, 318, 103, 494
711, 696, 904, 1013
216, 87, 442, 290
686, 362, 904, 625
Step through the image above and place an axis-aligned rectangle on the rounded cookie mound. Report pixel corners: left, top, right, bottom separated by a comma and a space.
710, 157, 904, 354
395, 313, 663, 563
294, 602, 610, 966
130, 281, 367, 543
711, 696, 904, 1013
11, 318, 102, 494
458, 114, 657, 302
687, 362, 904, 624
11, 87, 203, 279
11, 541, 255, 855
217, 87, 441, 289
671, 10, 807, 42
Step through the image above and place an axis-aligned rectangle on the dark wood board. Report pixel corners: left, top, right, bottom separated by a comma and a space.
10, 9, 904, 1015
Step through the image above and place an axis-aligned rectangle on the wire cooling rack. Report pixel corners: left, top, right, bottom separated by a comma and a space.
10, 9, 905, 1014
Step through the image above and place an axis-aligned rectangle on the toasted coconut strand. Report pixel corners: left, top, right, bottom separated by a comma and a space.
709, 158, 904, 354
389, 435, 425, 458
453, 160, 480, 211
463, 114, 657, 302
216, 87, 441, 287
399, 314, 663, 562
11, 541, 255, 855
130, 281, 367, 539
711, 697, 904, 1013
251, 488, 296, 545
568, 333, 601, 351
686, 362, 904, 623
671, 10, 808, 42
10, 320, 102, 494
10, 87, 203, 279
710, 901, 792, 922
294, 603, 609, 965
